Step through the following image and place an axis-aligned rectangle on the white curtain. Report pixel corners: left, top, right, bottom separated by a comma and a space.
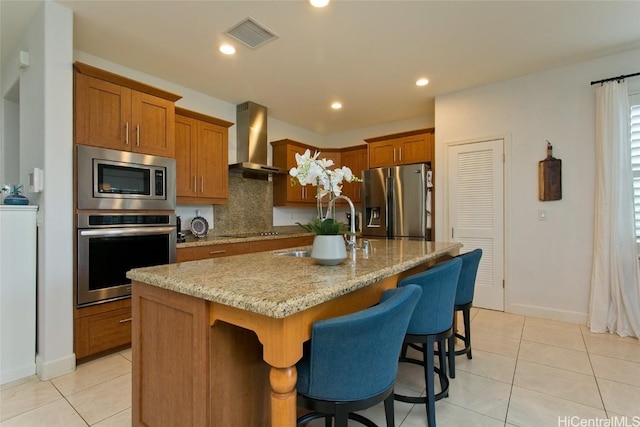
589, 80, 640, 338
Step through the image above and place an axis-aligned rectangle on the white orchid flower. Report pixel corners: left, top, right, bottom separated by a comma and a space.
288, 149, 360, 205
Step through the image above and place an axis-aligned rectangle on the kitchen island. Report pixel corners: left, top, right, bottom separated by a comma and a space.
127, 238, 462, 427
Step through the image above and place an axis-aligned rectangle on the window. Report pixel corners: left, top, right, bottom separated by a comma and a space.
631, 93, 640, 243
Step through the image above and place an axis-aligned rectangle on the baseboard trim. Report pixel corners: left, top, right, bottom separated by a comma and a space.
35, 353, 76, 381
507, 303, 588, 325
1, 364, 36, 385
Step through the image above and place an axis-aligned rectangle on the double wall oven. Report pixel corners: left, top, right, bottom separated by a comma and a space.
76, 146, 177, 307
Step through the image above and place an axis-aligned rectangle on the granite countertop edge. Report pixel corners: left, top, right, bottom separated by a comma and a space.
128, 241, 463, 319
177, 232, 314, 248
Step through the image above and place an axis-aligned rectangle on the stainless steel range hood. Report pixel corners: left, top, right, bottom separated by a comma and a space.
229, 101, 288, 178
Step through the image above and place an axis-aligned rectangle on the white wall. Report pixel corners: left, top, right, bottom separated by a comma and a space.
324, 116, 434, 149
435, 48, 640, 323
0, 2, 75, 379
1, 97, 20, 187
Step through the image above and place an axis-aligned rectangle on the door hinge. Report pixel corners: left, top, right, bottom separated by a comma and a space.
502, 279, 505, 288
502, 153, 505, 163
451, 227, 454, 239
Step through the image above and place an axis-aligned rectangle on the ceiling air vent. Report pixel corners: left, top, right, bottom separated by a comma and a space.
225, 17, 278, 49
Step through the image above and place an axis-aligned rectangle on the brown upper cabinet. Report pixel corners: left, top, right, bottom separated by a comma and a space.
271, 139, 318, 206
271, 139, 368, 206
175, 108, 233, 205
365, 128, 434, 168
338, 145, 367, 204
74, 62, 181, 158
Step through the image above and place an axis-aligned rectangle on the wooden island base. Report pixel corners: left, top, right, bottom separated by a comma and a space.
130, 245, 459, 426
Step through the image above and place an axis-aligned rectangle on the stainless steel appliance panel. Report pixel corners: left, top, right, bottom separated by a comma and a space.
362, 167, 389, 238
391, 164, 428, 238
363, 163, 431, 239
77, 145, 176, 210
76, 213, 176, 307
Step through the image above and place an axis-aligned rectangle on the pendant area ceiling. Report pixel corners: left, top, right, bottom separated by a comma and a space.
2, 1, 640, 135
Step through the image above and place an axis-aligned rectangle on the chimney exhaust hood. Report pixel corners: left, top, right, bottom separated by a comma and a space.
229, 101, 288, 178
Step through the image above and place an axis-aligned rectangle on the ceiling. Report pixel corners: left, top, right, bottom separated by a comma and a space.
3, 1, 640, 135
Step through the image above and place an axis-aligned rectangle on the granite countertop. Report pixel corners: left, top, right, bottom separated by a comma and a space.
128, 239, 462, 319
177, 231, 314, 248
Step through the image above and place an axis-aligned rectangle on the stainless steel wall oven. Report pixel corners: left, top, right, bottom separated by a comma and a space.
76, 213, 176, 307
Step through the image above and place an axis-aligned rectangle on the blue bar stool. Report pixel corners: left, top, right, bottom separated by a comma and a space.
296, 284, 422, 427
394, 258, 462, 427
448, 248, 482, 378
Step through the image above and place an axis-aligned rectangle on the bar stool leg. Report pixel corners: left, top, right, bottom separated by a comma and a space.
423, 337, 436, 427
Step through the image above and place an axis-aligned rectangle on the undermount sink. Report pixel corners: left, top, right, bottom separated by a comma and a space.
274, 249, 311, 257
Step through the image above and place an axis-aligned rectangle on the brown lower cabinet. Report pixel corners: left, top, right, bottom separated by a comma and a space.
75, 298, 132, 361
177, 235, 314, 262
75, 235, 314, 361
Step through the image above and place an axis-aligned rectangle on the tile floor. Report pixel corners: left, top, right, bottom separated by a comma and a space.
1, 308, 639, 426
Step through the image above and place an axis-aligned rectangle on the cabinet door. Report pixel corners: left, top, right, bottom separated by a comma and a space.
75, 307, 132, 359
197, 122, 228, 200
75, 73, 131, 150
343, 147, 367, 202
399, 134, 431, 165
321, 150, 341, 168
175, 115, 197, 197
340, 150, 359, 202
368, 140, 396, 168
131, 91, 175, 157
286, 145, 309, 203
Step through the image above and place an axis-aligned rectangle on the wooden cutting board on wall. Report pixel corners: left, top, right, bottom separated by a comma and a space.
538, 142, 562, 201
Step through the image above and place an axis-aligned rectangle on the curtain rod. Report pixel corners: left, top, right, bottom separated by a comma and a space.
590, 72, 640, 86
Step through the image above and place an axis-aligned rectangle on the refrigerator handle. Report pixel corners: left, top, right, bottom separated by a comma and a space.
386, 175, 394, 238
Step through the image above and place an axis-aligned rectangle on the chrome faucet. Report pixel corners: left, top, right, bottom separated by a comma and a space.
327, 195, 357, 252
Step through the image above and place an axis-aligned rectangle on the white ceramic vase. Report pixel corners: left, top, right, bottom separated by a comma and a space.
310, 235, 347, 266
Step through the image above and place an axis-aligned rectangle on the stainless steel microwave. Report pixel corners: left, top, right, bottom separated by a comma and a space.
77, 145, 176, 210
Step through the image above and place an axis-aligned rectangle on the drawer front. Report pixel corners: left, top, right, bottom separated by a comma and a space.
75, 307, 132, 359
250, 236, 314, 253
177, 242, 250, 262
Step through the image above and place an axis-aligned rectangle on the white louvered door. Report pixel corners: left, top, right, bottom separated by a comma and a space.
447, 139, 504, 310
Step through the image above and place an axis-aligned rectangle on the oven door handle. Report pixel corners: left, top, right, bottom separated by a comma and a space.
79, 226, 176, 237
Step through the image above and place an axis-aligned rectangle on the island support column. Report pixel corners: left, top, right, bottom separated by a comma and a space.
269, 366, 297, 426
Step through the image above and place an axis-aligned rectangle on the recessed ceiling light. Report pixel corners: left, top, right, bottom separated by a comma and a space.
219, 44, 236, 55
310, 0, 330, 8
331, 102, 342, 110
416, 78, 429, 87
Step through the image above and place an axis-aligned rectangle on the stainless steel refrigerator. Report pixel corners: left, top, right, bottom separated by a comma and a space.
362, 163, 432, 239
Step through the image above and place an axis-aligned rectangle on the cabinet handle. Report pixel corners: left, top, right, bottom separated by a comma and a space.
136, 125, 140, 147
119, 318, 132, 323
210, 250, 226, 254
125, 122, 129, 145
393, 148, 396, 163
399, 147, 402, 162
193, 177, 197, 193
201, 177, 204, 193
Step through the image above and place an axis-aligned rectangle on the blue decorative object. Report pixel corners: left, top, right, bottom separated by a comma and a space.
3, 185, 29, 205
